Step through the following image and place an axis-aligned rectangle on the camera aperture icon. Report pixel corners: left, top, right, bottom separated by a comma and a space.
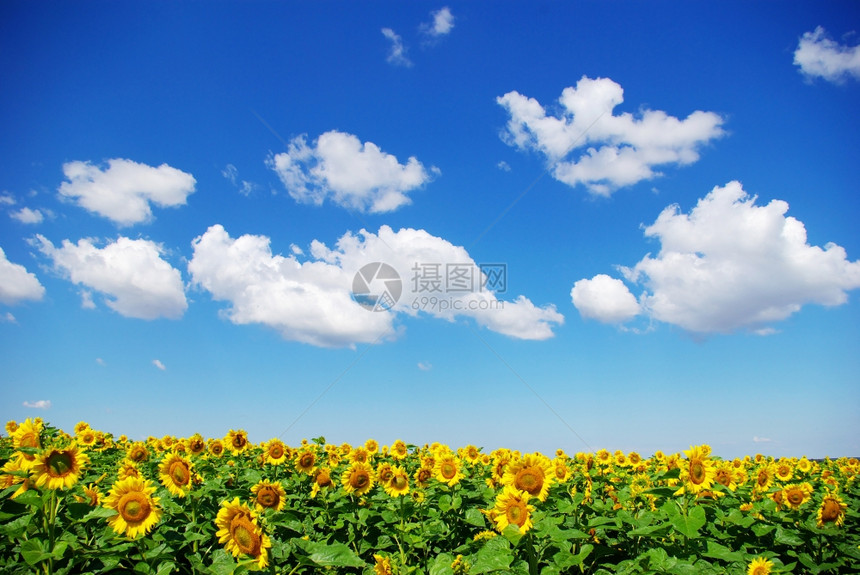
352, 262, 402, 312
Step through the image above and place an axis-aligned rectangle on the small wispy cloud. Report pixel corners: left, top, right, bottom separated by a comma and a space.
421, 7, 454, 38
1, 312, 16, 324
9, 207, 44, 224
417, 362, 432, 371
23, 400, 51, 409
152, 359, 166, 370
497, 161, 511, 172
382, 28, 412, 67
96, 357, 106, 366
753, 436, 773, 443
222, 164, 257, 197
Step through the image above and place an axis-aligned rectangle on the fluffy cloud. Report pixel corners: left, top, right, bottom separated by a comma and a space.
189, 224, 562, 347
35, 235, 187, 320
58, 158, 196, 225
23, 400, 51, 409
571, 274, 640, 323
267, 130, 437, 213
152, 359, 166, 370
381, 28, 412, 67
794, 27, 860, 83
573, 181, 860, 333
497, 76, 725, 195
0, 246, 45, 305
423, 7, 454, 37
10, 207, 44, 224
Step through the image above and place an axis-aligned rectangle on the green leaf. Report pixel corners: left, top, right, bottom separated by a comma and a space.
628, 522, 671, 537
774, 525, 805, 546
751, 523, 774, 537
83, 506, 118, 521
500, 524, 523, 547
208, 549, 237, 575
671, 505, 706, 539
155, 562, 176, 575
11, 489, 43, 509
300, 540, 366, 568
464, 507, 486, 527
642, 487, 678, 499
21, 539, 52, 566
470, 535, 514, 574
428, 553, 456, 575
702, 540, 743, 563
552, 544, 593, 569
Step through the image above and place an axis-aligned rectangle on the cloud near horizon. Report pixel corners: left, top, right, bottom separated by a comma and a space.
267, 130, 438, 213
497, 76, 725, 195
58, 158, 196, 226
188, 224, 563, 348
572, 181, 860, 333
35, 235, 188, 320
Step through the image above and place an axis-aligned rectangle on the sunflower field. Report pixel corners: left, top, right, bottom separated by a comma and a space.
1, 419, 858, 575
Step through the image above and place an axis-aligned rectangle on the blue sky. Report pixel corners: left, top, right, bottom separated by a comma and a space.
2, 2, 859, 459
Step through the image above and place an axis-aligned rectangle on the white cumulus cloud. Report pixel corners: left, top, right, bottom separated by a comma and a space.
23, 400, 51, 409
34, 235, 187, 320
571, 274, 640, 324
382, 28, 412, 67
267, 130, 437, 213
497, 76, 725, 195
794, 26, 860, 83
0, 246, 45, 305
58, 158, 196, 226
152, 359, 166, 370
189, 224, 562, 348
10, 207, 44, 224
574, 181, 860, 334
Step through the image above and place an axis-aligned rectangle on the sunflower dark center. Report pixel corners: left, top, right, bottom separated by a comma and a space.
690, 461, 706, 483
821, 500, 841, 522
119, 493, 151, 523
515, 468, 542, 493
47, 451, 73, 477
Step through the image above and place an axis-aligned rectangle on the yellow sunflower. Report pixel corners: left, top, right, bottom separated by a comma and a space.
747, 557, 773, 575
310, 467, 334, 498
714, 463, 738, 491
1, 457, 31, 499
552, 459, 571, 483
251, 480, 286, 511
796, 457, 813, 474
75, 483, 101, 506
5, 420, 18, 436
32, 443, 89, 490
186, 434, 207, 456
434, 454, 465, 487
208, 439, 226, 458
373, 554, 393, 575
126, 442, 149, 464
390, 439, 409, 460
78, 428, 97, 447
103, 476, 162, 538
350, 446, 371, 464
414, 466, 433, 488
158, 453, 194, 497
263, 438, 288, 465
816, 492, 848, 528
226, 429, 250, 455
501, 453, 553, 502
383, 465, 410, 498
11, 418, 43, 469
461, 444, 481, 464
754, 465, 774, 492
364, 438, 379, 455
215, 498, 272, 570
294, 448, 318, 475
774, 459, 793, 482
73, 421, 90, 436
782, 482, 813, 510
342, 461, 375, 496
678, 445, 715, 495
491, 486, 535, 534
117, 460, 142, 480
